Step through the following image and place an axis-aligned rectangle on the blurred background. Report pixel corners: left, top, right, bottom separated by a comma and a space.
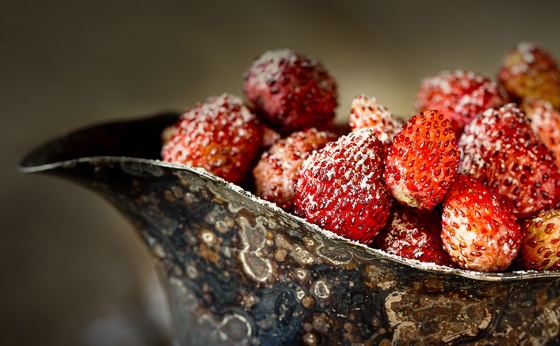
2, 1, 560, 345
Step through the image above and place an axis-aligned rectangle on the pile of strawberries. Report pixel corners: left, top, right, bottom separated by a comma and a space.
161, 43, 560, 273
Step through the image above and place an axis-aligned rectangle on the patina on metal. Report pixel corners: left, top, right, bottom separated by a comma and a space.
20, 114, 560, 345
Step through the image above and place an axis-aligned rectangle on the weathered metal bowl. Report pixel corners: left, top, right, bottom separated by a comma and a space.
20, 113, 560, 345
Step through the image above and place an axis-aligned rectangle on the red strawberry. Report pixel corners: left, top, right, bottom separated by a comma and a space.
415, 69, 506, 135
349, 94, 403, 145
522, 97, 560, 169
458, 103, 560, 219
498, 42, 560, 110
374, 207, 451, 266
161, 93, 263, 185
243, 49, 338, 135
252, 128, 337, 212
294, 129, 392, 244
384, 110, 460, 210
518, 208, 560, 271
441, 174, 521, 272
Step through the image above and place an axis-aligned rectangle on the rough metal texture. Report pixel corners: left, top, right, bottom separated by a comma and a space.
20, 114, 560, 345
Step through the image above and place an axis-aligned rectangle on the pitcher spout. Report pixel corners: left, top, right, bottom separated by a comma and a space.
19, 112, 178, 174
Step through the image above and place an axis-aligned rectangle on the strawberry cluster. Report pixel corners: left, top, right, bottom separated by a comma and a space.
161, 43, 560, 273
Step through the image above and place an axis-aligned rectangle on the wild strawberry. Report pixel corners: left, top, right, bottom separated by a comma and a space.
458, 103, 560, 219
294, 129, 392, 245
383, 110, 460, 210
349, 94, 403, 156
243, 49, 338, 135
252, 128, 337, 212
415, 69, 506, 135
521, 97, 560, 169
498, 41, 560, 110
441, 174, 521, 272
518, 208, 560, 271
161, 93, 263, 185
349, 94, 403, 143
374, 207, 451, 266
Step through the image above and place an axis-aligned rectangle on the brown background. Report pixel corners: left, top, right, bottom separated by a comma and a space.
2, 1, 560, 345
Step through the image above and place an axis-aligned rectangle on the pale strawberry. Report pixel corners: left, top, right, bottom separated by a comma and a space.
441, 174, 521, 272
349, 94, 403, 148
498, 41, 560, 109
521, 97, 560, 169
518, 208, 560, 271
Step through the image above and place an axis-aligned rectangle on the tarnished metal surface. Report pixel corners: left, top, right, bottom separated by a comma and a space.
20, 114, 560, 345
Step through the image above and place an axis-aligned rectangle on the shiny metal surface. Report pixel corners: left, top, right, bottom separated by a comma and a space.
21, 114, 560, 344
